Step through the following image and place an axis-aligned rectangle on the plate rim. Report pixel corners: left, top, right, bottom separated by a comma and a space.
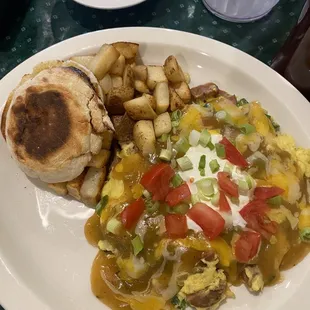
72, 0, 146, 10
1, 26, 310, 310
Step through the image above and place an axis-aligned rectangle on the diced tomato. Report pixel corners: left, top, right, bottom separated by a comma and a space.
165, 214, 188, 238
240, 199, 277, 240
234, 231, 261, 263
187, 203, 225, 239
217, 172, 239, 197
121, 198, 145, 230
254, 186, 284, 200
219, 137, 248, 168
165, 183, 191, 206
219, 191, 231, 213
140, 163, 175, 201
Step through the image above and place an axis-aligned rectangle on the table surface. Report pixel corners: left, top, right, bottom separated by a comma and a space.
0, 0, 307, 309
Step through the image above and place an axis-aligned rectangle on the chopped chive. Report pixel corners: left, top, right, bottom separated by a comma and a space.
168, 203, 190, 215
159, 149, 172, 162
211, 191, 220, 205
245, 175, 254, 189
196, 178, 215, 197
209, 159, 220, 173
171, 110, 182, 127
175, 137, 190, 154
95, 195, 109, 216
131, 236, 144, 256
236, 98, 249, 107
215, 110, 227, 121
215, 143, 226, 159
207, 141, 215, 150
106, 218, 122, 235
300, 228, 310, 243
239, 123, 256, 135
159, 133, 169, 142
145, 198, 160, 214
238, 179, 249, 191
172, 174, 183, 188
223, 162, 233, 175
266, 113, 280, 132
267, 195, 282, 205
189, 130, 201, 147
177, 156, 193, 171
199, 129, 211, 147
199, 155, 206, 176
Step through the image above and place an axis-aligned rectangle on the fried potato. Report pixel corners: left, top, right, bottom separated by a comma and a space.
67, 170, 87, 200
143, 93, 156, 110
153, 112, 172, 138
124, 96, 157, 120
88, 149, 111, 168
123, 64, 134, 88
133, 120, 156, 155
89, 44, 120, 80
171, 81, 191, 104
133, 65, 147, 82
154, 81, 169, 114
109, 55, 126, 76
80, 167, 107, 206
101, 130, 114, 150
134, 80, 150, 94
112, 42, 139, 60
111, 75, 123, 88
164, 55, 185, 83
170, 88, 185, 111
99, 74, 112, 94
106, 86, 135, 114
48, 182, 68, 196
146, 66, 168, 90
70, 56, 94, 70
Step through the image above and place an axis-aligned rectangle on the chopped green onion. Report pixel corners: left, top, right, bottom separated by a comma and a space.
238, 179, 249, 192
209, 159, 220, 173
171, 296, 188, 310
239, 123, 256, 135
167, 203, 190, 215
177, 156, 193, 171
196, 178, 215, 197
143, 190, 151, 199
245, 175, 255, 189
145, 198, 160, 214
191, 194, 201, 205
199, 129, 211, 147
215, 110, 227, 121
171, 110, 182, 127
95, 195, 109, 216
189, 130, 201, 146
159, 149, 172, 161
199, 155, 206, 176
175, 137, 190, 154
106, 218, 122, 234
211, 191, 220, 205
215, 143, 226, 159
207, 141, 215, 150
300, 228, 310, 243
236, 98, 249, 107
223, 162, 233, 175
159, 133, 169, 142
266, 113, 280, 132
172, 174, 183, 188
131, 236, 144, 256
267, 195, 282, 205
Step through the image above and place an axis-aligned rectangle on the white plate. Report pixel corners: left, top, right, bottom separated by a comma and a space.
73, 0, 146, 9
0, 27, 310, 310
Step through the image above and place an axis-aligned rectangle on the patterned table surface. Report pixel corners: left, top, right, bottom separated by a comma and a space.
0, 0, 307, 309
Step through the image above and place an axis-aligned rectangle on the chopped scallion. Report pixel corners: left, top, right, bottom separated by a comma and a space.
189, 130, 201, 146
131, 236, 144, 256
238, 179, 249, 192
175, 137, 190, 154
95, 195, 109, 216
239, 123, 256, 135
209, 159, 220, 173
159, 149, 172, 161
223, 162, 233, 175
168, 203, 190, 215
196, 178, 215, 197
267, 195, 282, 205
143, 190, 151, 199
300, 228, 310, 243
211, 191, 220, 205
215, 110, 227, 121
177, 156, 193, 171
159, 133, 169, 142
145, 198, 160, 214
191, 194, 200, 205
199, 129, 211, 147
199, 155, 206, 176
236, 98, 249, 107
172, 174, 183, 188
207, 141, 215, 150
106, 218, 122, 235
171, 110, 182, 127
245, 175, 255, 189
215, 143, 226, 159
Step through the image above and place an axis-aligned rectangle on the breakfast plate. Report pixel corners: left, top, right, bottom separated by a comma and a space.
72, 0, 146, 10
0, 27, 310, 310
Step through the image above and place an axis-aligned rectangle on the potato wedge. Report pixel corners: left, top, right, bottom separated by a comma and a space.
124, 96, 157, 120
67, 170, 87, 200
111, 75, 123, 88
153, 112, 172, 138
112, 113, 135, 145
89, 44, 120, 80
112, 42, 139, 60
99, 74, 112, 94
80, 167, 107, 206
134, 80, 150, 94
109, 55, 126, 76
106, 86, 135, 114
123, 64, 134, 88
154, 82, 169, 114
101, 130, 114, 150
48, 182, 68, 196
143, 94, 156, 110
163, 55, 185, 83
171, 81, 191, 104
133, 65, 147, 82
170, 88, 185, 111
70, 56, 94, 70
146, 66, 168, 90
133, 120, 156, 155
88, 149, 111, 168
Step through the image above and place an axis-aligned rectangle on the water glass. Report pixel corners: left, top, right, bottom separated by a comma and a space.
202, 0, 280, 23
